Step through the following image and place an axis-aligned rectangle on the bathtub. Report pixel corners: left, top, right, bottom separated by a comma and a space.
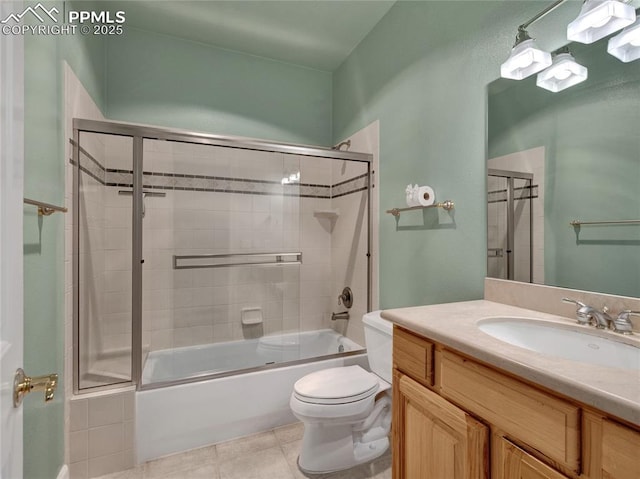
136, 329, 367, 462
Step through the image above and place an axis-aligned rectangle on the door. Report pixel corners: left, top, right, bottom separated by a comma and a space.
0, 4, 24, 476
393, 372, 488, 479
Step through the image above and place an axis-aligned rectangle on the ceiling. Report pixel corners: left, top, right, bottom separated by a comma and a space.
103, 1, 396, 71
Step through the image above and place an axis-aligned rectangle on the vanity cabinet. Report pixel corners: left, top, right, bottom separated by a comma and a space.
392, 325, 640, 479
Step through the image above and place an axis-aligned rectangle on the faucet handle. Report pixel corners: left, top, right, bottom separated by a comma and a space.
613, 310, 640, 335
562, 297, 586, 308
562, 298, 593, 325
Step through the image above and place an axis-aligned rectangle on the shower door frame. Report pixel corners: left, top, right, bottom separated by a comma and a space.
72, 118, 374, 394
487, 168, 534, 283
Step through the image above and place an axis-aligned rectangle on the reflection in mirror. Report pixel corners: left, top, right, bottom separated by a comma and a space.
487, 40, 640, 298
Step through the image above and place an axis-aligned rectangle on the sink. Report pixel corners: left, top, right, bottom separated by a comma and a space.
478, 317, 640, 370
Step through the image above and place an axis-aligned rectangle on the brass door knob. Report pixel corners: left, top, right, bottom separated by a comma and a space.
13, 368, 58, 407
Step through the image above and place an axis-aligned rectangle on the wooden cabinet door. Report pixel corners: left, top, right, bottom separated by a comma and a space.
493, 435, 570, 479
583, 412, 640, 479
392, 371, 488, 479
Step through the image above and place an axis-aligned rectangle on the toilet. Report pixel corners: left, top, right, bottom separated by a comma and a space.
289, 311, 393, 474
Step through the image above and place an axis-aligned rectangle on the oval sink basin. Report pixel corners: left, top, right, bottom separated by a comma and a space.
478, 317, 640, 370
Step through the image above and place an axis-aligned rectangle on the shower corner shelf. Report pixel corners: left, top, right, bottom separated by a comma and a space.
386, 200, 455, 218
314, 209, 340, 219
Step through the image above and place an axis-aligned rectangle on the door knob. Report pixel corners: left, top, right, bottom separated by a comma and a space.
13, 368, 58, 407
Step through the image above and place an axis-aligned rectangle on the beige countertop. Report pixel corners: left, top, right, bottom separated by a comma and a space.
381, 300, 640, 426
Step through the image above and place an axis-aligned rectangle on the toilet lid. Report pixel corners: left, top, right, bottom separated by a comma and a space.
293, 365, 379, 405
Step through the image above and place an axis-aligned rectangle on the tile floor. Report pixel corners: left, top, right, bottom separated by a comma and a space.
96, 422, 391, 479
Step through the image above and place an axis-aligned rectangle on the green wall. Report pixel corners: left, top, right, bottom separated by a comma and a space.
23, 6, 106, 476
333, 1, 545, 308
488, 42, 640, 297
105, 28, 333, 146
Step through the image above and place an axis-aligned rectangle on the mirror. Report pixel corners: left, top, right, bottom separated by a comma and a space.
487, 40, 640, 298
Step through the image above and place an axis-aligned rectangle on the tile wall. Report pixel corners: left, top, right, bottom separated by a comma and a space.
67, 389, 136, 478
330, 121, 380, 347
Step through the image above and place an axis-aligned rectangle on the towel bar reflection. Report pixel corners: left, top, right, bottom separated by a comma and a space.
23, 198, 68, 216
173, 252, 302, 270
570, 219, 640, 226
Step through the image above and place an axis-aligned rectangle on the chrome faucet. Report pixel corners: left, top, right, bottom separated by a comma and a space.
563, 298, 635, 334
612, 310, 640, 335
331, 311, 350, 321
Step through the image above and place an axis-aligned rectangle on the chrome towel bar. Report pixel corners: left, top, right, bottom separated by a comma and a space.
173, 252, 302, 269
23, 198, 68, 216
118, 190, 166, 197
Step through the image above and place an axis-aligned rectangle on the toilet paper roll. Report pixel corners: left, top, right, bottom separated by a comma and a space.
416, 186, 435, 206
405, 184, 416, 207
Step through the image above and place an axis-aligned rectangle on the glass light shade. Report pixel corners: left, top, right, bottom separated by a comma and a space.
536, 53, 588, 92
501, 39, 552, 80
567, 0, 636, 44
608, 17, 640, 62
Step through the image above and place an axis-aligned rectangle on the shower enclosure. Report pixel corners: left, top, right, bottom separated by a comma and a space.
72, 119, 373, 392
487, 168, 534, 282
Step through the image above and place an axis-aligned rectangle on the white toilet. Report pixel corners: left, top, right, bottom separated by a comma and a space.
289, 311, 393, 474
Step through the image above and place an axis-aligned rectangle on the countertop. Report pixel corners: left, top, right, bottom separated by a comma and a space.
381, 300, 640, 426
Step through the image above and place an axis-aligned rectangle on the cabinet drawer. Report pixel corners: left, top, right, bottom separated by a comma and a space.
494, 436, 570, 479
393, 327, 434, 386
440, 350, 580, 473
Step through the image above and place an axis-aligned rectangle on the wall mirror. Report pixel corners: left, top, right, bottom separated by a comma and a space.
487, 39, 640, 298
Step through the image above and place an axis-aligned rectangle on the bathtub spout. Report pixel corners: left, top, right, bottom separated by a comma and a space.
331, 311, 350, 321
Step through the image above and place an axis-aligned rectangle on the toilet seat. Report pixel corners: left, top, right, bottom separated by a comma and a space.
293, 365, 379, 405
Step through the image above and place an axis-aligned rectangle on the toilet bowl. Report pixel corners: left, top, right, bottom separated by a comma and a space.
289, 311, 393, 474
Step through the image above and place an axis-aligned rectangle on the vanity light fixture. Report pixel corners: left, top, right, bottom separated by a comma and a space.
500, 0, 567, 80
536, 49, 588, 92
608, 16, 640, 62
567, 0, 636, 44
501, 29, 553, 80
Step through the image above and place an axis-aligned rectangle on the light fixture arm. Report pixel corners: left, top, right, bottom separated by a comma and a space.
519, 0, 570, 32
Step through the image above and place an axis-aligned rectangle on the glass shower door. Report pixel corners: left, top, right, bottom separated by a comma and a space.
139, 139, 302, 385
487, 170, 533, 282
76, 132, 134, 390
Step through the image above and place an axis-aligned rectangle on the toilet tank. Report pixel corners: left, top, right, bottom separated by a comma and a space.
363, 311, 393, 383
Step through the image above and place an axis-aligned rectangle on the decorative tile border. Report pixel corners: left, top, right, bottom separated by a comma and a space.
71, 143, 367, 199
76, 146, 106, 185
332, 173, 368, 199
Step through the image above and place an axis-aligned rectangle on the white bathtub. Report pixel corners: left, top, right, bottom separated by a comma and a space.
136, 329, 367, 462
142, 329, 360, 383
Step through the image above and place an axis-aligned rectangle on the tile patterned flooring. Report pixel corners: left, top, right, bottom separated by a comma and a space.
97, 422, 392, 479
